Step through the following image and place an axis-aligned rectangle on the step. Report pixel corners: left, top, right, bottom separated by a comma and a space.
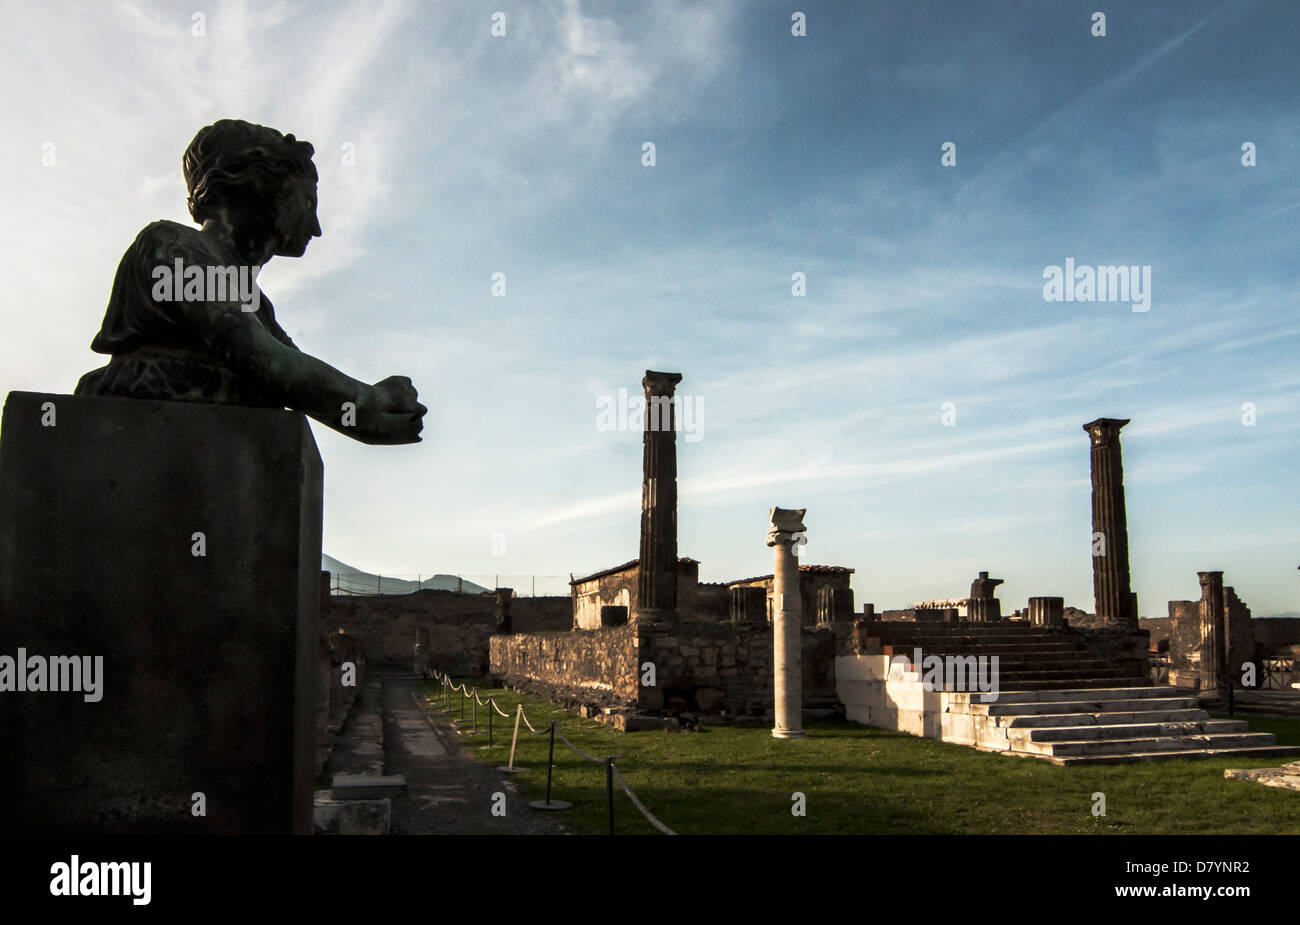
974, 696, 1202, 717
1003, 708, 1211, 728
1024, 731, 1280, 758
998, 678, 1152, 693
949, 686, 1167, 705
881, 644, 1087, 656
1046, 745, 1300, 766
997, 666, 1137, 679
1010, 719, 1249, 744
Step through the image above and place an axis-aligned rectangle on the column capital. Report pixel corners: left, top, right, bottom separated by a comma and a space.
1197, 570, 1225, 585
1083, 417, 1130, 447
767, 507, 806, 546
642, 370, 683, 397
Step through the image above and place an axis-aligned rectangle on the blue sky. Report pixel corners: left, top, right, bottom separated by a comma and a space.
2, 0, 1298, 614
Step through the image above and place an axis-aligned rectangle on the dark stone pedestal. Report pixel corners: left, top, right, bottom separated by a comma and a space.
0, 391, 322, 834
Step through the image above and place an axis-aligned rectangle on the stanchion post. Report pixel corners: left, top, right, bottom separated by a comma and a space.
545, 722, 556, 804
606, 758, 615, 836
508, 705, 522, 768
488, 699, 493, 747
473, 693, 478, 734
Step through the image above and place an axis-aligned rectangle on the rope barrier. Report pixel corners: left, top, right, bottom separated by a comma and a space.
611, 765, 677, 836
554, 727, 605, 764
426, 668, 676, 834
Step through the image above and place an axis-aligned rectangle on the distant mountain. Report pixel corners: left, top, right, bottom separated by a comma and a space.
321, 554, 491, 595
1260, 612, 1300, 619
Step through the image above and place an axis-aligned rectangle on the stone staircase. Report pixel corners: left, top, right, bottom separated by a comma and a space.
855, 621, 1300, 764
947, 686, 1300, 765
863, 621, 1147, 691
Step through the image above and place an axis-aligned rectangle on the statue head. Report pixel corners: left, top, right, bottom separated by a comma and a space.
183, 119, 321, 262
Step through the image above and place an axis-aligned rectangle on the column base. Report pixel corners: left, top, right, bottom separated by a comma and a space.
772, 729, 806, 739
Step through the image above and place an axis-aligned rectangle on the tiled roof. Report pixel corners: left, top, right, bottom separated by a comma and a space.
570, 557, 700, 586
726, 564, 855, 585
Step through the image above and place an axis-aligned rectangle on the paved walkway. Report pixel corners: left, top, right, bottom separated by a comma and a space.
381, 677, 566, 835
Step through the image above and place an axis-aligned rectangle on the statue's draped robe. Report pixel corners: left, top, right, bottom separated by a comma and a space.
76, 220, 298, 406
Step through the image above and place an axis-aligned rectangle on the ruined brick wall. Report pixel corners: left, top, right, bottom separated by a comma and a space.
1224, 587, 1257, 679
489, 624, 642, 711
1139, 617, 1171, 650
695, 584, 730, 622
1167, 591, 1259, 688
729, 572, 852, 627
572, 567, 636, 630
1252, 618, 1300, 654
572, 561, 701, 628
327, 590, 569, 677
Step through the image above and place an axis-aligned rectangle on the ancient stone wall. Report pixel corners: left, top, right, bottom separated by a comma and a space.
327, 589, 569, 676
489, 619, 838, 720
489, 624, 642, 711
696, 584, 730, 621
571, 560, 702, 629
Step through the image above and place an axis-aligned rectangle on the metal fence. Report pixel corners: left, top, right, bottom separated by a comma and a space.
328, 572, 572, 598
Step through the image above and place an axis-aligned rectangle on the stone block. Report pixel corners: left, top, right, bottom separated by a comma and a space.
0, 392, 321, 834
331, 774, 408, 800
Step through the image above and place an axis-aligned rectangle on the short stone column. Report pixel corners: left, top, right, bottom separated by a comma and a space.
862, 603, 876, 621
1198, 571, 1226, 691
768, 507, 807, 739
1027, 596, 1064, 626
816, 586, 855, 624
494, 587, 513, 634
729, 586, 766, 623
967, 571, 1004, 623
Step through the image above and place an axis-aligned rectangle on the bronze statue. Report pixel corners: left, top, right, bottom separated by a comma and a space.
76, 119, 426, 445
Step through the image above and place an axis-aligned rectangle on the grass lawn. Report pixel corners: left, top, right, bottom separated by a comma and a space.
423, 680, 1300, 835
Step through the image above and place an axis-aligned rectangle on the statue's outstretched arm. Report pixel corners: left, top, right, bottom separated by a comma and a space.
196, 305, 424, 444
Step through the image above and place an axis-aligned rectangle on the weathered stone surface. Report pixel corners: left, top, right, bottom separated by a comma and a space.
312, 791, 391, 835
638, 370, 683, 617
1198, 571, 1226, 691
330, 774, 408, 800
1224, 762, 1300, 791
0, 391, 321, 834
1027, 596, 1065, 627
1084, 417, 1138, 625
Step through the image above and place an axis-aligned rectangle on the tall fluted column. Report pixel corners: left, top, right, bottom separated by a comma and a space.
1084, 418, 1138, 625
637, 371, 683, 621
1198, 571, 1226, 691
768, 507, 806, 739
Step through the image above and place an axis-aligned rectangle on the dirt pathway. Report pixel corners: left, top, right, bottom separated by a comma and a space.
381, 676, 566, 835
